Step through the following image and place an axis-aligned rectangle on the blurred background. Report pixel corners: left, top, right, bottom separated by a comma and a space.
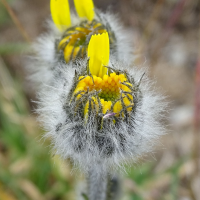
0, 0, 199, 199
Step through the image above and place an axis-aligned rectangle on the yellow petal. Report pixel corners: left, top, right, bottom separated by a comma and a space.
84, 97, 98, 123
74, 0, 94, 21
102, 101, 112, 114
113, 101, 122, 114
50, 0, 71, 31
88, 32, 109, 78
63, 44, 73, 62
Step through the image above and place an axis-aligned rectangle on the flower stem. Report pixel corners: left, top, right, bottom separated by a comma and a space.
106, 175, 120, 200
87, 169, 120, 200
87, 169, 108, 200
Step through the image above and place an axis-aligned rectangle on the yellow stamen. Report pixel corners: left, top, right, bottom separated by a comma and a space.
88, 32, 109, 78
74, 0, 95, 21
50, 0, 71, 31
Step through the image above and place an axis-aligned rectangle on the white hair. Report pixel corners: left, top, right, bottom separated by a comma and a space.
36, 57, 167, 175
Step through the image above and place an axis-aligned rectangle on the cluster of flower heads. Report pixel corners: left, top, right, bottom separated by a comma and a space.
29, 0, 132, 88
31, 0, 166, 174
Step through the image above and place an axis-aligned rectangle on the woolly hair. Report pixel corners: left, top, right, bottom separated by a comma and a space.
36, 57, 167, 175
27, 10, 133, 88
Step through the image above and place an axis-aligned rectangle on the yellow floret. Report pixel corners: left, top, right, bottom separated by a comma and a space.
103, 75, 108, 81
73, 71, 134, 121
110, 73, 116, 77
107, 77, 112, 84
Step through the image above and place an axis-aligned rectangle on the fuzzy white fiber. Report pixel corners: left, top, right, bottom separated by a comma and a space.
27, 10, 134, 89
36, 57, 167, 175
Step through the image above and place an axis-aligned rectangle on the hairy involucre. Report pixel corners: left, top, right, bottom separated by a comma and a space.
36, 58, 166, 174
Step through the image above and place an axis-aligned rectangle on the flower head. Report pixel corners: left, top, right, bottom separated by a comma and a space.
51, 0, 116, 63
29, 0, 133, 88
37, 32, 166, 174
57, 19, 114, 63
73, 32, 134, 123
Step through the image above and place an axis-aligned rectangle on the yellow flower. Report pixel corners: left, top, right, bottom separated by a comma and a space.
58, 21, 107, 63
71, 33, 134, 123
51, 0, 115, 63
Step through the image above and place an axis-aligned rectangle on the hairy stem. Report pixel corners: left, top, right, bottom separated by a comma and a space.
87, 169, 120, 200
106, 175, 120, 200
87, 170, 108, 200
